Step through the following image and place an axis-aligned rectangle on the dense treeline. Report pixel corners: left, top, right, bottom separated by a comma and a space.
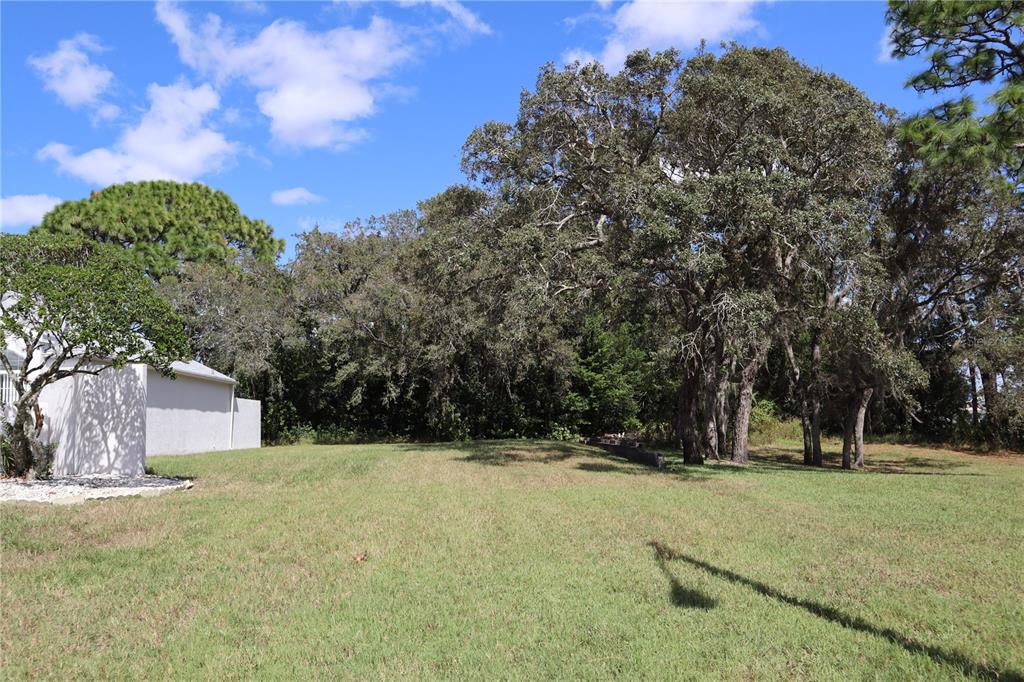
33, 21, 1024, 463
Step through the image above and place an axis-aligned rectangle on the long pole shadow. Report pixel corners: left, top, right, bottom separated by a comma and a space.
652, 543, 717, 610
648, 542, 1021, 682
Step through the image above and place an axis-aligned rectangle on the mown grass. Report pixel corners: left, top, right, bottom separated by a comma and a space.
1, 439, 1022, 680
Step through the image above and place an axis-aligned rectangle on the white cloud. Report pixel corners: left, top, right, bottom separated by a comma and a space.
156, 1, 490, 150
38, 80, 237, 186
432, 0, 492, 34
877, 27, 896, 63
237, 1, 268, 15
400, 0, 492, 35
156, 1, 417, 150
271, 187, 325, 206
0, 194, 62, 229
94, 103, 121, 121
28, 34, 120, 119
567, 0, 763, 69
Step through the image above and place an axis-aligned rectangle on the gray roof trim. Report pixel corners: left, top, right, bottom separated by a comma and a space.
160, 360, 237, 386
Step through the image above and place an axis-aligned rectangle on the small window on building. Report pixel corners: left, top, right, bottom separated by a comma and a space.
0, 357, 21, 407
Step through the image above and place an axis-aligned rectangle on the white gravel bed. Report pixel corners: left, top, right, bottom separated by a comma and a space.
0, 475, 192, 505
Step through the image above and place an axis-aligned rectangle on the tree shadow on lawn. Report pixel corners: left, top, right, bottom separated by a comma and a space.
437, 440, 721, 481
431, 439, 981, 481
459, 446, 580, 467
746, 447, 982, 477
572, 446, 982, 481
648, 541, 1021, 682
395, 439, 587, 466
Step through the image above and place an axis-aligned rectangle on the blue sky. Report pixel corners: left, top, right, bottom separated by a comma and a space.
2, 1, 953, 257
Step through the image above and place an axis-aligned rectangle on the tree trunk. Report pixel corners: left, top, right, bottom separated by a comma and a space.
968, 361, 979, 428
782, 335, 813, 464
715, 375, 729, 459
854, 387, 874, 468
782, 336, 812, 464
701, 341, 728, 461
800, 402, 812, 465
810, 396, 823, 466
980, 368, 1001, 451
732, 386, 753, 464
731, 346, 767, 464
809, 337, 823, 466
675, 384, 686, 455
677, 381, 703, 465
8, 402, 36, 477
841, 395, 856, 470
703, 413, 719, 460
702, 373, 720, 460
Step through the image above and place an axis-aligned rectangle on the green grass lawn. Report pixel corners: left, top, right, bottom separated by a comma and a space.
2, 440, 1022, 680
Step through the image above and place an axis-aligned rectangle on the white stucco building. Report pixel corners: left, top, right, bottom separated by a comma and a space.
1, 350, 260, 476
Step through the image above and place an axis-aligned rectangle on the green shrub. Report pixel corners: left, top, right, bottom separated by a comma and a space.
430, 403, 470, 442
0, 422, 56, 479
548, 424, 579, 442
748, 399, 787, 446
312, 426, 358, 445
263, 400, 301, 445
770, 418, 805, 443
634, 420, 675, 446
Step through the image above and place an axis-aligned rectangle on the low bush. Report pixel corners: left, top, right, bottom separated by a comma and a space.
748, 399, 804, 446
548, 424, 579, 442
631, 420, 675, 447
312, 426, 359, 445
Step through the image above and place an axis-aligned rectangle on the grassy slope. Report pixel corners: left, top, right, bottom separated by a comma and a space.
1, 440, 1022, 680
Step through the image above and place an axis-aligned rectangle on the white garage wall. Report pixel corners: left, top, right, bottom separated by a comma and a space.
146, 370, 234, 456
6, 350, 260, 472
232, 398, 261, 449
39, 365, 147, 476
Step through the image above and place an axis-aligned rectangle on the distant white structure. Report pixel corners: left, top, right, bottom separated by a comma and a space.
1, 348, 260, 476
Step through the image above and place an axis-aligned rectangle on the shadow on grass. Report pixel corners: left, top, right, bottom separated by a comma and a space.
648, 541, 1021, 682
434, 439, 982, 481
746, 448, 980, 476
460, 446, 579, 467
573, 459, 718, 483
576, 462, 633, 474
651, 541, 716, 610
395, 439, 584, 463
143, 465, 197, 483
437, 441, 716, 482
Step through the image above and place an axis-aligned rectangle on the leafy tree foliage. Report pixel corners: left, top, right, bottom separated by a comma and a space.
0, 234, 189, 477
887, 0, 1024, 175
282, 190, 578, 441
562, 318, 648, 436
464, 46, 890, 463
887, 1, 1024, 449
879, 142, 1022, 447
822, 306, 928, 467
36, 181, 283, 278
151, 44, 1022, 458
157, 257, 301, 400
25, 40, 1021, 461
